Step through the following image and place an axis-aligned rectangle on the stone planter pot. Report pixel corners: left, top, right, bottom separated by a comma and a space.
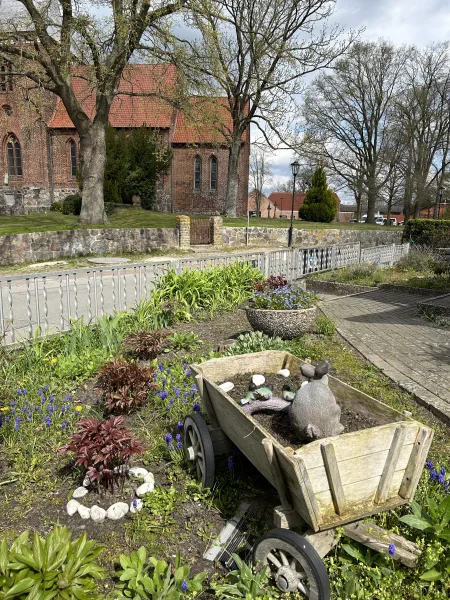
245, 306, 318, 339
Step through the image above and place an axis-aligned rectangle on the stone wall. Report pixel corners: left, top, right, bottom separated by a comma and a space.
222, 226, 403, 248
0, 227, 179, 266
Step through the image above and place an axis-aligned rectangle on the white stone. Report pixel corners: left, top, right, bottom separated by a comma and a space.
276, 369, 290, 378
129, 467, 149, 479
252, 374, 265, 387
72, 486, 88, 499
301, 380, 309, 388
90, 505, 106, 523
240, 398, 250, 406
143, 472, 155, 485
136, 482, 155, 497
106, 502, 129, 520
78, 505, 91, 520
130, 499, 144, 514
82, 475, 91, 487
66, 499, 80, 516
403, 410, 413, 418
219, 381, 234, 393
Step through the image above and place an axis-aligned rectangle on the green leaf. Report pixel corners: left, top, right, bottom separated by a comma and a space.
398, 515, 432, 531
120, 569, 137, 582
3, 577, 35, 599
342, 544, 365, 563
0, 539, 8, 575
136, 547, 146, 565
420, 568, 442, 582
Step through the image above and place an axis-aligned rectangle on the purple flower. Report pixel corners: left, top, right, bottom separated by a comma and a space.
159, 390, 169, 400
45, 419, 51, 427
186, 369, 192, 377
165, 433, 173, 446
191, 384, 197, 393
68, 394, 73, 401
16, 390, 21, 397
176, 433, 181, 442
10, 400, 15, 407
61, 422, 66, 430
5, 416, 9, 423
152, 412, 157, 417
169, 398, 174, 405
132, 498, 138, 508
153, 373, 158, 382
193, 402, 201, 412
14, 416, 20, 431
49, 395, 54, 403
162, 377, 167, 387
177, 441, 182, 451
35, 406, 39, 411
430, 469, 438, 481
388, 544, 396, 556
181, 581, 188, 593
44, 385, 49, 392
441, 467, 446, 475
438, 473, 445, 484
177, 421, 183, 431
23, 389, 28, 395
158, 363, 164, 372
37, 389, 43, 396
227, 457, 234, 470
175, 387, 181, 398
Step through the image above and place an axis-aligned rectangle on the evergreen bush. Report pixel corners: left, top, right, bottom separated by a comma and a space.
403, 219, 450, 248
299, 166, 337, 223
62, 193, 82, 215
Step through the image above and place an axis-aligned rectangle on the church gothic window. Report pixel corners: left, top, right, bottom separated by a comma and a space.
6, 135, 22, 177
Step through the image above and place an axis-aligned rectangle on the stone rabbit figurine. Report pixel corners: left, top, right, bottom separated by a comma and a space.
290, 361, 344, 442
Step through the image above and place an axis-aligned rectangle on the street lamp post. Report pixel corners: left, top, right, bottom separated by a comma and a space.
434, 186, 444, 219
288, 161, 300, 247
280, 199, 283, 217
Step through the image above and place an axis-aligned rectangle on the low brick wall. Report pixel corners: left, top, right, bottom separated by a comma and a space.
0, 227, 179, 266
222, 227, 402, 248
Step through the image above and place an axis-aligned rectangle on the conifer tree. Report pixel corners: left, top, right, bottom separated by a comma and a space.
299, 166, 337, 222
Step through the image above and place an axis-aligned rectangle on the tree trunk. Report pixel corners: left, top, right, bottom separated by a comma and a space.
225, 136, 241, 217
78, 121, 107, 225
366, 180, 377, 223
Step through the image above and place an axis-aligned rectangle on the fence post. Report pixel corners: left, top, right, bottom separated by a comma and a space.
177, 215, 190, 249
210, 216, 223, 247
264, 251, 270, 278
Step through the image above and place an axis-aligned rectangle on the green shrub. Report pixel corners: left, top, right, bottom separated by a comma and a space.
299, 166, 337, 223
62, 193, 82, 215
225, 331, 285, 355
212, 554, 270, 600
0, 527, 104, 599
50, 201, 63, 212
105, 201, 118, 216
316, 315, 336, 336
395, 248, 435, 272
403, 219, 450, 248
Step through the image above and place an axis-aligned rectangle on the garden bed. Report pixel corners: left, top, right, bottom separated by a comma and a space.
305, 279, 376, 296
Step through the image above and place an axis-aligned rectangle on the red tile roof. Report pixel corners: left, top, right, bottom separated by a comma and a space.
172, 97, 248, 144
49, 64, 177, 129
268, 191, 340, 211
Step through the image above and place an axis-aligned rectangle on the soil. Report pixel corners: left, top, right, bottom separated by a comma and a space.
223, 372, 387, 450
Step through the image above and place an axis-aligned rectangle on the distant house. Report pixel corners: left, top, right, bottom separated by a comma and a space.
247, 189, 276, 217
268, 191, 341, 220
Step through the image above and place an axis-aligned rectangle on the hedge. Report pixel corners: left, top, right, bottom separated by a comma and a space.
403, 219, 450, 247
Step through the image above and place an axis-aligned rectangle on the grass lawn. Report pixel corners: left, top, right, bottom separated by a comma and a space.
0, 209, 399, 235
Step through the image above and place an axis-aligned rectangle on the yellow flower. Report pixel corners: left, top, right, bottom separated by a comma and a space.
43, 358, 49, 362
75, 405, 83, 412
51, 358, 57, 364
0, 407, 8, 412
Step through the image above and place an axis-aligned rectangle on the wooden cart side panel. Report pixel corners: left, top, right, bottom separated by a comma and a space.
204, 380, 279, 487
297, 422, 421, 468
194, 351, 288, 381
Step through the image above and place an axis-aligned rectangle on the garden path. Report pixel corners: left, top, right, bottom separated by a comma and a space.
320, 289, 450, 424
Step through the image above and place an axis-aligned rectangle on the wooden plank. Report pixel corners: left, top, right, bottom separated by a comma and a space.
321, 441, 346, 515
304, 529, 337, 558
343, 521, 422, 568
399, 427, 434, 500
208, 426, 233, 456
193, 371, 220, 429
262, 439, 292, 510
375, 425, 406, 504
297, 422, 419, 469
273, 505, 305, 529
308, 443, 414, 494
295, 457, 324, 529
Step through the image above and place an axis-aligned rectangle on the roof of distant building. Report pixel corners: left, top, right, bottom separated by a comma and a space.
268, 191, 340, 211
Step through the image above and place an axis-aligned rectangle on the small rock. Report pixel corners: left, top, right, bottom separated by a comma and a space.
277, 369, 290, 378
90, 505, 106, 523
219, 381, 234, 393
78, 505, 91, 520
403, 410, 413, 418
282, 390, 295, 401
72, 486, 89, 499
129, 467, 149, 479
143, 472, 155, 485
314, 361, 329, 377
240, 398, 250, 406
106, 502, 129, 520
130, 499, 144, 514
301, 364, 315, 379
136, 482, 155, 497
66, 499, 80, 516
252, 374, 265, 387
254, 387, 272, 400
82, 475, 91, 487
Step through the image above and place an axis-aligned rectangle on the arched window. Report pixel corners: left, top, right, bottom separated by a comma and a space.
210, 155, 217, 191
6, 135, 22, 177
69, 139, 77, 178
0, 61, 13, 93
194, 156, 201, 191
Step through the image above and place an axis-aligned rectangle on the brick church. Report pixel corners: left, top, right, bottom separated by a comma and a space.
0, 63, 249, 215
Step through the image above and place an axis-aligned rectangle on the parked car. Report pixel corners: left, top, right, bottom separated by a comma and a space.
375, 216, 384, 225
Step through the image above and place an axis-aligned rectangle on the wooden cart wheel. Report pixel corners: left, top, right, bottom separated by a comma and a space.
183, 413, 215, 488
253, 528, 330, 600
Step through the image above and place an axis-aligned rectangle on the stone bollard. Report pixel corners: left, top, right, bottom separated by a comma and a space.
210, 216, 223, 247
177, 215, 190, 249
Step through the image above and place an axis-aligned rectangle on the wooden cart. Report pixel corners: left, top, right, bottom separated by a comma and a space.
183, 351, 433, 600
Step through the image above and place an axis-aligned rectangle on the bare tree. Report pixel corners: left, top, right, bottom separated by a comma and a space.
249, 149, 272, 216
0, 0, 186, 224
301, 41, 406, 223
161, 0, 355, 216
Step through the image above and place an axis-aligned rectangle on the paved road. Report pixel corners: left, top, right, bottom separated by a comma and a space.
320, 290, 450, 423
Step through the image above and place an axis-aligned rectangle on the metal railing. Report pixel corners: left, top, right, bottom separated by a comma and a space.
0, 241, 408, 345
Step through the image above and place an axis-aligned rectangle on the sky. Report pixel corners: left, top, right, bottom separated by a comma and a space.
267, 0, 450, 196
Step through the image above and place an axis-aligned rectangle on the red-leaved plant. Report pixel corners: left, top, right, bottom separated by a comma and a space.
253, 275, 289, 292
58, 416, 144, 492
96, 359, 155, 413
124, 329, 170, 360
